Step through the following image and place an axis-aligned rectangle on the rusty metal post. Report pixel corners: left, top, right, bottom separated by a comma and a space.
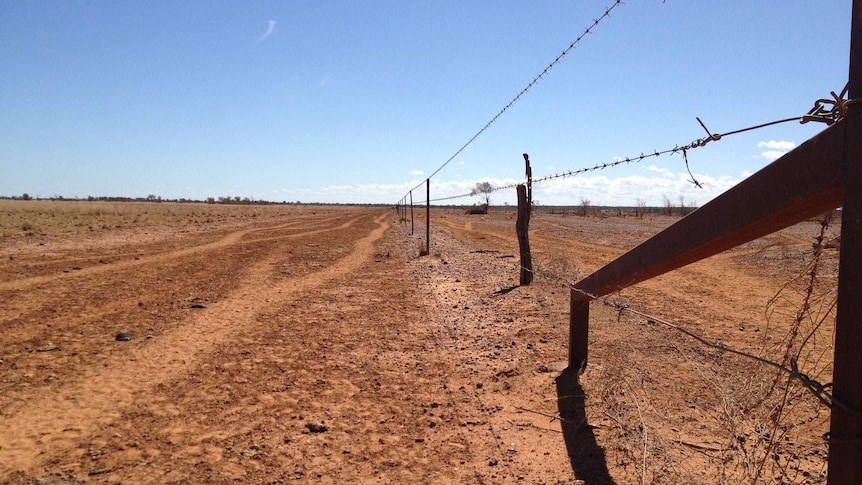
409, 190, 414, 235
425, 179, 430, 256
525, 153, 532, 208
827, 1, 862, 482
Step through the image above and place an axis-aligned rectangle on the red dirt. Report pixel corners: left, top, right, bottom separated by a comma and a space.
0, 205, 838, 484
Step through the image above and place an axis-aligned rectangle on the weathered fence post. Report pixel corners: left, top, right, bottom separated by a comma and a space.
517, 153, 533, 285
569, 296, 590, 374
409, 190, 414, 235
827, 1, 862, 481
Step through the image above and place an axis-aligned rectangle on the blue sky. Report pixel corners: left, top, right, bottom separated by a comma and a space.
0, 1, 852, 206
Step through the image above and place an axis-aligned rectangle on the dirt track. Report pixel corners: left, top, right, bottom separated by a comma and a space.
0, 204, 838, 483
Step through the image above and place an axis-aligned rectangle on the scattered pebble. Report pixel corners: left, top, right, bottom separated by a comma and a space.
115, 333, 134, 342
304, 422, 328, 433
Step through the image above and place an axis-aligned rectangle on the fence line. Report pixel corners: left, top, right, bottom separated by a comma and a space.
403, 112, 810, 206
404, 199, 839, 480
504, 241, 842, 410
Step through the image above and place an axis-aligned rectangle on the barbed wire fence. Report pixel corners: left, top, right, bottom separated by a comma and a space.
395, 81, 853, 482
387, 0, 859, 481
407, 113, 806, 206
399, 204, 838, 482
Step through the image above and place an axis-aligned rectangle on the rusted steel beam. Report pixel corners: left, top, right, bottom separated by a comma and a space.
571, 120, 844, 302
827, 0, 862, 482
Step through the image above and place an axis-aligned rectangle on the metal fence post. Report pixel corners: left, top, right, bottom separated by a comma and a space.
827, 1, 862, 481
425, 179, 430, 255
409, 190, 414, 235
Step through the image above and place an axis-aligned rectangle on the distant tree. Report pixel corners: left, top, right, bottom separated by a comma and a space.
21, 193, 31, 201
471, 181, 494, 206
579, 198, 591, 217
662, 194, 674, 216
635, 198, 647, 218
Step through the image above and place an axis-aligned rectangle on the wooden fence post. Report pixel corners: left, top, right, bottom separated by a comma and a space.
569, 296, 590, 374
827, 1, 862, 481
517, 154, 533, 285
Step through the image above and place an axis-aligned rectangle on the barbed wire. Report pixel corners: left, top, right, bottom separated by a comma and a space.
403, 114, 802, 204
400, 0, 624, 198
523, 115, 801, 187
509, 258, 851, 413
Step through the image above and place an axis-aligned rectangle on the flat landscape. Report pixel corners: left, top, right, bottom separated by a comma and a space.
0, 201, 840, 484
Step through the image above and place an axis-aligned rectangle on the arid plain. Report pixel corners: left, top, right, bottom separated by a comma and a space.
0, 201, 839, 483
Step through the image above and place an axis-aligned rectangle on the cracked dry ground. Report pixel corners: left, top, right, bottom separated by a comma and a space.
1, 206, 585, 484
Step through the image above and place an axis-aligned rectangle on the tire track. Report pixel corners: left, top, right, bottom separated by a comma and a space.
0, 215, 356, 292
0, 213, 390, 477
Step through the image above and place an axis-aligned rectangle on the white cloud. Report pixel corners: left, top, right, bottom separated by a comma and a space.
410, 169, 424, 175
457, 161, 466, 166
758, 140, 796, 151
304, 170, 745, 207
757, 140, 796, 161
258, 20, 276, 42
647, 164, 669, 174
760, 150, 788, 162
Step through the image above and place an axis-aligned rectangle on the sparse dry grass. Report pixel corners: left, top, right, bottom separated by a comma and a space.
0, 200, 313, 238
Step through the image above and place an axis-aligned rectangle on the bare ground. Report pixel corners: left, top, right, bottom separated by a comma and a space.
0, 204, 839, 483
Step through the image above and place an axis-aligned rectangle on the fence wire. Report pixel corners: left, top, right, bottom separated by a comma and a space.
512, 225, 847, 414
400, 0, 624, 198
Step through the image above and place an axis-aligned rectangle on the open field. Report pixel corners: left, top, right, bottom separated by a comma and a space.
0, 201, 839, 483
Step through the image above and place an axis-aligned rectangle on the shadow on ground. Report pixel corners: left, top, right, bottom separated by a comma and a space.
556, 367, 617, 484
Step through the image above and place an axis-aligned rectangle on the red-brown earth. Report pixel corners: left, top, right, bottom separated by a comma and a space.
0, 202, 839, 484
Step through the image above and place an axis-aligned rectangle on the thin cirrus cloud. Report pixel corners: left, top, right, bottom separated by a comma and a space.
258, 20, 276, 42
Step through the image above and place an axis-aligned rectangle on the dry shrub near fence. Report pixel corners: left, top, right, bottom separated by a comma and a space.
584, 303, 832, 483
529, 217, 837, 483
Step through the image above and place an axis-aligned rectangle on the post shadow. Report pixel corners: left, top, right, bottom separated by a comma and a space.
556, 367, 616, 484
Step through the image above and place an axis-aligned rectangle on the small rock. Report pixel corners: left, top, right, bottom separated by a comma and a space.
305, 422, 328, 433
476, 382, 483, 389
488, 458, 498, 466
190, 303, 207, 309
36, 343, 59, 352
115, 333, 134, 342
